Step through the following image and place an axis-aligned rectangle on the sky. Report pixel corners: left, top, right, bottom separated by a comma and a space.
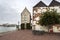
0, 0, 60, 24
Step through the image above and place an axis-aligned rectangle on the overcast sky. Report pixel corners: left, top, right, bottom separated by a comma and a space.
0, 0, 60, 24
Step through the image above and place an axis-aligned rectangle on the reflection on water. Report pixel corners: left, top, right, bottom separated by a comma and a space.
0, 26, 16, 33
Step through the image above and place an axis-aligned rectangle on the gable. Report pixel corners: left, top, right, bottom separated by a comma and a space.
33, 1, 47, 8
21, 8, 31, 16
49, 0, 60, 7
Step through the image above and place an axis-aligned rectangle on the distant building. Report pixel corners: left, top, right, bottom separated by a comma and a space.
33, 0, 60, 33
21, 7, 31, 29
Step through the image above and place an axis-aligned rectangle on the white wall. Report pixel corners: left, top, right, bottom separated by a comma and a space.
53, 26, 60, 33
33, 7, 47, 14
32, 19, 48, 32
33, 6, 60, 32
49, 6, 60, 13
21, 9, 30, 23
34, 24, 48, 32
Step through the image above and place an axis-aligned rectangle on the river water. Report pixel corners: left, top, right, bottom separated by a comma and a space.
0, 26, 17, 33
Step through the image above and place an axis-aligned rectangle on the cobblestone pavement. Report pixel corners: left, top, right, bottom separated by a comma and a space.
0, 30, 60, 40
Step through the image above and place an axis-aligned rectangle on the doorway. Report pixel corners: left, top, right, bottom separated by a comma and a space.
21, 23, 32, 30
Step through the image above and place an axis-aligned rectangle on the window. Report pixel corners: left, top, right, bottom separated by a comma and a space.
24, 16, 27, 21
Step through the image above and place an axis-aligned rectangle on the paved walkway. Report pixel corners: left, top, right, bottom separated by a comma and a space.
0, 30, 60, 40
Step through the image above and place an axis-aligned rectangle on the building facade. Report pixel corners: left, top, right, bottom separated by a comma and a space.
33, 0, 60, 33
32, 1, 48, 31
21, 7, 31, 29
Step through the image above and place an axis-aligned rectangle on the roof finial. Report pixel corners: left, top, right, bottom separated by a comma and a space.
25, 6, 26, 9
53, 0, 55, 1
40, 0, 42, 1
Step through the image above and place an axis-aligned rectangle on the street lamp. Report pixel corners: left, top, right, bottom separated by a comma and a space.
17, 21, 20, 30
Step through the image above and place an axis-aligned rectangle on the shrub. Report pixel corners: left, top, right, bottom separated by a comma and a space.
32, 30, 45, 35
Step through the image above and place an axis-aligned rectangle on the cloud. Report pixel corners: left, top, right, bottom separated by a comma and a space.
0, 0, 60, 24
0, 0, 19, 24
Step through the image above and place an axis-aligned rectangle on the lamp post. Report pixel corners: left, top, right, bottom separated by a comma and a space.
17, 21, 19, 30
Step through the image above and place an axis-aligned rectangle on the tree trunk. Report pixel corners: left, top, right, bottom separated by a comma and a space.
48, 25, 52, 33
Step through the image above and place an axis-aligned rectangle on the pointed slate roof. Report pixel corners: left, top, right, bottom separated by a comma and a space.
21, 7, 30, 15
33, 1, 47, 8
49, 0, 60, 7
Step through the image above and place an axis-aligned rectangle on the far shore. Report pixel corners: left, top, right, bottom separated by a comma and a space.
0, 26, 16, 27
